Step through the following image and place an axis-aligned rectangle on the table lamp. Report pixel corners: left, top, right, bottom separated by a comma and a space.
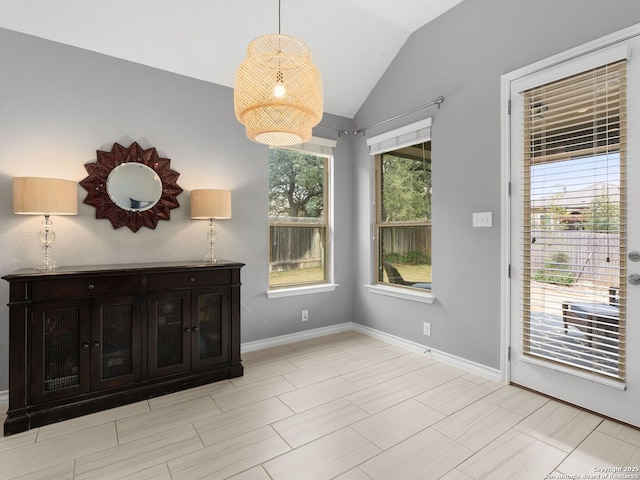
190, 189, 231, 263
13, 177, 78, 270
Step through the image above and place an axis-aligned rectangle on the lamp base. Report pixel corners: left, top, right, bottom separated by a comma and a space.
204, 253, 219, 264
37, 215, 57, 270
205, 218, 219, 263
37, 256, 57, 271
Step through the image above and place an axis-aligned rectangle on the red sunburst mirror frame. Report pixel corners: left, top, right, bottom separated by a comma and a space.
80, 142, 183, 232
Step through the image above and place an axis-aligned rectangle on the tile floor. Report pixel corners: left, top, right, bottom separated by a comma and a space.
1, 330, 640, 479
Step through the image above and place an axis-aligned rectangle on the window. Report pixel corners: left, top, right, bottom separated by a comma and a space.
268, 138, 334, 289
375, 140, 432, 291
521, 59, 627, 381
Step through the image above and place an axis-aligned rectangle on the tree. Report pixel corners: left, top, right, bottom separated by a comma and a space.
536, 191, 569, 231
269, 149, 325, 218
381, 154, 431, 222
582, 195, 619, 232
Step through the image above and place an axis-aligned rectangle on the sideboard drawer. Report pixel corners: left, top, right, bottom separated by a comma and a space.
31, 275, 144, 301
148, 269, 230, 291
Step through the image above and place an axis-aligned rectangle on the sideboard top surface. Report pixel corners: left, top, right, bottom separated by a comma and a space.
2, 259, 245, 281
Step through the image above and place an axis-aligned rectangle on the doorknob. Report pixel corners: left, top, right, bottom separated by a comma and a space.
629, 274, 640, 285
629, 251, 640, 262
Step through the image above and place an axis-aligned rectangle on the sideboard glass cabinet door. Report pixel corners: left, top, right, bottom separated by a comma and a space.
148, 291, 191, 377
148, 287, 229, 377
91, 295, 142, 390
31, 300, 91, 403
31, 295, 142, 403
191, 287, 229, 369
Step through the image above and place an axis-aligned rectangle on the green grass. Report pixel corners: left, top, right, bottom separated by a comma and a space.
269, 263, 432, 287
387, 264, 432, 283
270, 267, 325, 287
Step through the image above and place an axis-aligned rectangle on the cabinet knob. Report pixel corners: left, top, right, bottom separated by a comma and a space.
92, 341, 100, 348
87, 283, 95, 290
188, 277, 196, 282
192, 326, 199, 332
184, 327, 191, 333
82, 343, 90, 350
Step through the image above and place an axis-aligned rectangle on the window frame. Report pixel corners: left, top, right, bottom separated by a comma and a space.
366, 118, 435, 303
266, 137, 338, 297
374, 150, 433, 288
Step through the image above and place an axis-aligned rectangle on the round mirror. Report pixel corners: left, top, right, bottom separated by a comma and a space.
106, 163, 163, 212
80, 141, 183, 232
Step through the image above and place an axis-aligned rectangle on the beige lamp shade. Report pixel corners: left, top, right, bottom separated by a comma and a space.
190, 189, 232, 219
234, 34, 323, 146
13, 177, 78, 215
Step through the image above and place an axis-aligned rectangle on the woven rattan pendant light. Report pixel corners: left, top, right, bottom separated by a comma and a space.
234, 1, 323, 146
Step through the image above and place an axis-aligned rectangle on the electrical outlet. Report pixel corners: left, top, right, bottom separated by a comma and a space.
302, 310, 309, 322
423, 322, 431, 336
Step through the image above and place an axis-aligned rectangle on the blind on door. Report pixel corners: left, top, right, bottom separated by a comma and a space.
522, 60, 627, 381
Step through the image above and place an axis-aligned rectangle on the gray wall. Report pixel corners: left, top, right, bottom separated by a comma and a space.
0, 28, 355, 391
2, 1, 640, 392
352, 0, 640, 370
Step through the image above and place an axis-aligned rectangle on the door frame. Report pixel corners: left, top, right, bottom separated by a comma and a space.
500, 22, 640, 386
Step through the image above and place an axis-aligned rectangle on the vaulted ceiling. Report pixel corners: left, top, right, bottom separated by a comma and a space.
0, 0, 463, 118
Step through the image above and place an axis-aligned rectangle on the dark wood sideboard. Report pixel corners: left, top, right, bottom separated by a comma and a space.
2, 260, 244, 436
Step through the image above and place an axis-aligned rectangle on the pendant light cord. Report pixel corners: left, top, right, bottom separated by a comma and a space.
278, 0, 281, 34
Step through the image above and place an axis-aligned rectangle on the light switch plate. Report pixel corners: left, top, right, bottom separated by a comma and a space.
473, 212, 493, 227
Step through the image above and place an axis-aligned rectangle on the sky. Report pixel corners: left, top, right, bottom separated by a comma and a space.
531, 153, 620, 200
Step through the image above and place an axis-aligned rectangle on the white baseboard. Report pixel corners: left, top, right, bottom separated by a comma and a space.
352, 323, 502, 382
0, 390, 7, 405
241, 322, 502, 383
241, 323, 353, 353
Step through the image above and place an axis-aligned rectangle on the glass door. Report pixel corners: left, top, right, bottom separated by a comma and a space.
508, 34, 640, 426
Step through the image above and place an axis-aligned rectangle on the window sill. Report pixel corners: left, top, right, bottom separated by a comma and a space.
267, 283, 339, 299
365, 284, 435, 304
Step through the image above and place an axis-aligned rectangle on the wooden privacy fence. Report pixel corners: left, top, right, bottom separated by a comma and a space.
530, 230, 621, 286
380, 225, 432, 259
269, 221, 432, 271
270, 217, 325, 272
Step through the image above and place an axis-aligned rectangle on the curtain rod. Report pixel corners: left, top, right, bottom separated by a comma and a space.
317, 95, 444, 138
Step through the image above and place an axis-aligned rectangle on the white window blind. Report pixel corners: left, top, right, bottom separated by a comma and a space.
288, 136, 337, 156
367, 118, 432, 155
522, 60, 627, 381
